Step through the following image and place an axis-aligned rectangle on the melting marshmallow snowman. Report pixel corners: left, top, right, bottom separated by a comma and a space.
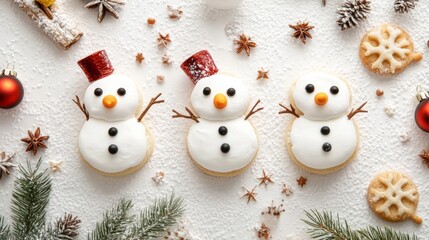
75, 50, 163, 176
280, 71, 367, 174
174, 50, 263, 177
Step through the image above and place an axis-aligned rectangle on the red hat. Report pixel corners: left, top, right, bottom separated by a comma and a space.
78, 50, 114, 82
181, 50, 219, 84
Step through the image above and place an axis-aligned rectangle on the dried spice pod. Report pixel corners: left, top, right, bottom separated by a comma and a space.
14, 0, 83, 50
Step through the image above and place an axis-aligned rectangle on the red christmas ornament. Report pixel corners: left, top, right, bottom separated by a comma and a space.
0, 66, 24, 109
415, 86, 429, 132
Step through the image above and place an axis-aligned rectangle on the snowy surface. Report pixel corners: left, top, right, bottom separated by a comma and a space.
1, 0, 429, 239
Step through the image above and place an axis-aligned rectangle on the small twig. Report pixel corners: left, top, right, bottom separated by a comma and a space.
322, 0, 327, 6
172, 107, 199, 123
347, 101, 368, 120
72, 96, 89, 120
137, 93, 165, 122
245, 99, 264, 120
36, 2, 53, 20
279, 103, 300, 118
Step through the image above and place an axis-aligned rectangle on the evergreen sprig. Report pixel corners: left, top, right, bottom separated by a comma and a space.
130, 193, 185, 239
0, 216, 11, 239
88, 199, 134, 240
303, 210, 418, 240
11, 158, 51, 239
90, 193, 185, 240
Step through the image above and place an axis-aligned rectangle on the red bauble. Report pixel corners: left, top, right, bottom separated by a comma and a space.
0, 72, 24, 109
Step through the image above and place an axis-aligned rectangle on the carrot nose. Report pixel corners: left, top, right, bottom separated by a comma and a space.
314, 92, 328, 106
213, 93, 227, 109
103, 95, 117, 108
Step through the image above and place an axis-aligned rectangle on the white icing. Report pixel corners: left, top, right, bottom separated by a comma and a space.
363, 25, 411, 73
187, 117, 257, 173
191, 74, 250, 121
83, 74, 141, 122
289, 116, 357, 170
293, 72, 351, 120
79, 117, 149, 173
370, 172, 417, 216
205, 0, 243, 9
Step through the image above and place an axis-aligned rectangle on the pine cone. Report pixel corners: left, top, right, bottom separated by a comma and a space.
337, 0, 371, 30
394, 0, 418, 13
56, 213, 81, 238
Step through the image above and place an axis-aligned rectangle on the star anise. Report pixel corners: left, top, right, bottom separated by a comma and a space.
296, 176, 307, 187
167, 5, 183, 20
84, 0, 125, 23
419, 150, 429, 168
0, 152, 16, 180
257, 169, 274, 187
234, 34, 256, 56
136, 52, 144, 64
289, 21, 314, 44
256, 223, 270, 240
256, 68, 269, 80
21, 127, 49, 156
158, 33, 172, 48
242, 186, 257, 203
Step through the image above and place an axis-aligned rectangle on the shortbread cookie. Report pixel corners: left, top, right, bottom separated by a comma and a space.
359, 24, 422, 74
368, 171, 422, 224
280, 71, 367, 174
75, 50, 163, 176
173, 50, 262, 177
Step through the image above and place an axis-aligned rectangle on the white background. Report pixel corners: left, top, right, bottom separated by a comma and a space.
1, 0, 429, 239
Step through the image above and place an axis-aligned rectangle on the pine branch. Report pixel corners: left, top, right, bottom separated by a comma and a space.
303, 210, 418, 240
88, 199, 134, 240
11, 158, 51, 239
358, 226, 418, 240
303, 210, 360, 240
129, 193, 185, 239
0, 216, 11, 239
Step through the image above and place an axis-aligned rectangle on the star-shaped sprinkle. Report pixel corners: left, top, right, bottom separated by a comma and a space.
419, 150, 429, 168
49, 160, 63, 172
152, 171, 165, 183
289, 21, 314, 44
0, 152, 16, 180
256, 68, 269, 80
281, 184, 293, 196
257, 169, 274, 187
157, 33, 171, 48
256, 223, 270, 240
84, 0, 125, 23
21, 127, 49, 156
296, 176, 307, 187
162, 54, 171, 65
167, 5, 183, 20
136, 52, 144, 64
242, 186, 257, 203
234, 34, 256, 56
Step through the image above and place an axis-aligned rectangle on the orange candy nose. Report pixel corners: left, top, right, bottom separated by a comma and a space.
103, 95, 117, 108
314, 92, 328, 106
213, 93, 228, 109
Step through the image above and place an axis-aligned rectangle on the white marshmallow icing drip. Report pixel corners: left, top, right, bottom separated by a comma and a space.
363, 25, 411, 73
371, 172, 417, 216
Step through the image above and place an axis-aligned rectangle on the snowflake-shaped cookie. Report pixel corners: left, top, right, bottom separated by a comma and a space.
368, 171, 422, 224
359, 24, 422, 74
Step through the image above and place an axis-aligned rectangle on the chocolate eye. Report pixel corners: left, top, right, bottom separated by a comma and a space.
117, 88, 126, 96
330, 86, 339, 95
94, 88, 103, 96
227, 88, 236, 96
305, 84, 314, 93
203, 87, 211, 96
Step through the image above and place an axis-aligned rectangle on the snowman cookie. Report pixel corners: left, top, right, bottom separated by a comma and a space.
279, 71, 367, 174
367, 171, 422, 224
74, 50, 164, 176
359, 24, 422, 75
173, 50, 263, 177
